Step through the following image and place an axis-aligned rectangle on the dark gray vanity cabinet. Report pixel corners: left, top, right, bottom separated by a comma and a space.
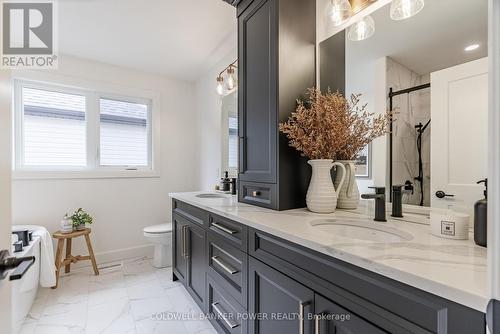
172, 201, 209, 311
171, 200, 486, 334
172, 213, 206, 309
315, 294, 388, 334
248, 254, 387, 334
248, 257, 315, 334
235, 0, 315, 210
172, 214, 189, 284
186, 223, 207, 307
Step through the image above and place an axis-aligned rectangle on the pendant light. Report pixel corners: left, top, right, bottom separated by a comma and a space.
216, 76, 225, 96
329, 0, 353, 27
348, 15, 375, 41
390, 0, 425, 21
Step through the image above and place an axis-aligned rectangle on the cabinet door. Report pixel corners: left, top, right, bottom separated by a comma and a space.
248, 257, 314, 334
315, 294, 388, 334
186, 223, 207, 310
172, 214, 188, 284
238, 0, 277, 184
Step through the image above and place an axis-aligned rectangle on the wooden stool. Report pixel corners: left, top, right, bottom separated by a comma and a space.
52, 228, 99, 288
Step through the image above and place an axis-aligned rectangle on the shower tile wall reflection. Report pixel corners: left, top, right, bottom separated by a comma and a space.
387, 58, 430, 206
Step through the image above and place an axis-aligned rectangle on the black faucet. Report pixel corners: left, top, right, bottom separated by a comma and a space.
361, 187, 387, 222
392, 185, 404, 218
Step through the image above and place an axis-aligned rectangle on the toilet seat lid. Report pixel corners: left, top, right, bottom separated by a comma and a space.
144, 223, 172, 234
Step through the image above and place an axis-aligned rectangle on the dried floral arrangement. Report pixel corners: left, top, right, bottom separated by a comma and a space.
279, 88, 391, 160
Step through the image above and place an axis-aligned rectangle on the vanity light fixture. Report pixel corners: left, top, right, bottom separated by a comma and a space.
348, 15, 375, 41
465, 44, 480, 52
216, 60, 238, 96
329, 0, 353, 26
216, 76, 225, 96
390, 0, 425, 21
226, 66, 237, 90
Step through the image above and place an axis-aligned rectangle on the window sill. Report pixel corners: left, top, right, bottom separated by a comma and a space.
12, 169, 160, 180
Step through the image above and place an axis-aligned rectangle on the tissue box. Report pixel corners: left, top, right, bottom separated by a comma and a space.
430, 210, 470, 240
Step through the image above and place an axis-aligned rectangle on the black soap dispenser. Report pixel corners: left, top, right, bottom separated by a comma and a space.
221, 171, 231, 192
474, 178, 488, 247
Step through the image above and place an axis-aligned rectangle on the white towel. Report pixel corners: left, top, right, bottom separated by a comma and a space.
12, 225, 56, 288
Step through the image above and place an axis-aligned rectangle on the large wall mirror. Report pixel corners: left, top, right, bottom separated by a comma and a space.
320, 0, 488, 214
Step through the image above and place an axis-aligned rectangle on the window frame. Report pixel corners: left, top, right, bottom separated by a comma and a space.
97, 93, 153, 169
12, 78, 160, 179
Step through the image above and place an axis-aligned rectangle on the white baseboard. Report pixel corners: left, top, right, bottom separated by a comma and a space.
71, 244, 154, 270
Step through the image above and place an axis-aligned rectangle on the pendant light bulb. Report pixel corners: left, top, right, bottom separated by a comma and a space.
348, 15, 375, 41
390, 0, 424, 21
216, 76, 225, 96
226, 66, 237, 90
329, 0, 352, 27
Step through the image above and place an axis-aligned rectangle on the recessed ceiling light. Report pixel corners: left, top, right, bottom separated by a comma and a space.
465, 44, 480, 52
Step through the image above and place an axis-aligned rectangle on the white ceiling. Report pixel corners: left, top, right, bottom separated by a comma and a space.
346, 0, 488, 75
59, 0, 236, 82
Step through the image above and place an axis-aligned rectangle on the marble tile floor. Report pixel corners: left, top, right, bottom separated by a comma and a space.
19, 257, 217, 334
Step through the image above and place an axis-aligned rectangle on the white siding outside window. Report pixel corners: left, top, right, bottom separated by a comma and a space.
228, 116, 238, 169
100, 98, 149, 167
22, 88, 87, 166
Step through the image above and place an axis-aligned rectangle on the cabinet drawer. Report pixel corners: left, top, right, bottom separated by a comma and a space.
238, 181, 277, 209
209, 214, 248, 250
207, 234, 248, 307
173, 200, 208, 227
207, 274, 248, 334
249, 228, 485, 334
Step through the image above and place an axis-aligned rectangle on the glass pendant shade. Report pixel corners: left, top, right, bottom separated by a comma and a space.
329, 0, 353, 27
216, 76, 224, 95
226, 67, 237, 90
390, 0, 425, 21
348, 15, 375, 41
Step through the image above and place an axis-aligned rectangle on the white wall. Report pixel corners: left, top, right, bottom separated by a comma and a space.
195, 44, 237, 190
0, 70, 12, 333
345, 41, 388, 194
11, 55, 200, 264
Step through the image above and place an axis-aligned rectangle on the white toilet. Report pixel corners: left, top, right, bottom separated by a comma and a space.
143, 223, 172, 268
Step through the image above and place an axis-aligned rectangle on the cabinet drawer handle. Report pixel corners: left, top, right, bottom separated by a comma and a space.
299, 301, 310, 334
212, 302, 239, 329
182, 226, 189, 258
315, 314, 321, 334
212, 222, 237, 235
252, 190, 261, 197
212, 256, 239, 275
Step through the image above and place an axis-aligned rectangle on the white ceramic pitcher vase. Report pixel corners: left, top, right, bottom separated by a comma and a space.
306, 159, 346, 213
334, 160, 360, 209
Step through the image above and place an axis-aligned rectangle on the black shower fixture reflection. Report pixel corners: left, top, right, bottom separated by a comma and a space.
414, 119, 431, 206
389, 83, 431, 205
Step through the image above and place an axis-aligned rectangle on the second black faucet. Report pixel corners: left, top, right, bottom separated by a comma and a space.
361, 187, 387, 222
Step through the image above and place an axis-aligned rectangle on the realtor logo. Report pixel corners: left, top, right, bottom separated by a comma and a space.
1, 1, 58, 68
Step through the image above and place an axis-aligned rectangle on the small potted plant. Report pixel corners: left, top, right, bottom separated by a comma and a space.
71, 208, 93, 231
279, 88, 390, 212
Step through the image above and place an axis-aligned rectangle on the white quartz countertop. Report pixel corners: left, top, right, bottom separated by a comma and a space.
169, 191, 488, 312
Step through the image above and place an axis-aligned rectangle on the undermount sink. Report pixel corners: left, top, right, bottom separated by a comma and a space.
310, 218, 413, 243
195, 193, 227, 199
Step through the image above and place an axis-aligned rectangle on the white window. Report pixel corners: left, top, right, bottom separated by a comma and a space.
14, 80, 157, 178
228, 116, 238, 169
22, 87, 87, 167
221, 91, 238, 177
99, 98, 150, 167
